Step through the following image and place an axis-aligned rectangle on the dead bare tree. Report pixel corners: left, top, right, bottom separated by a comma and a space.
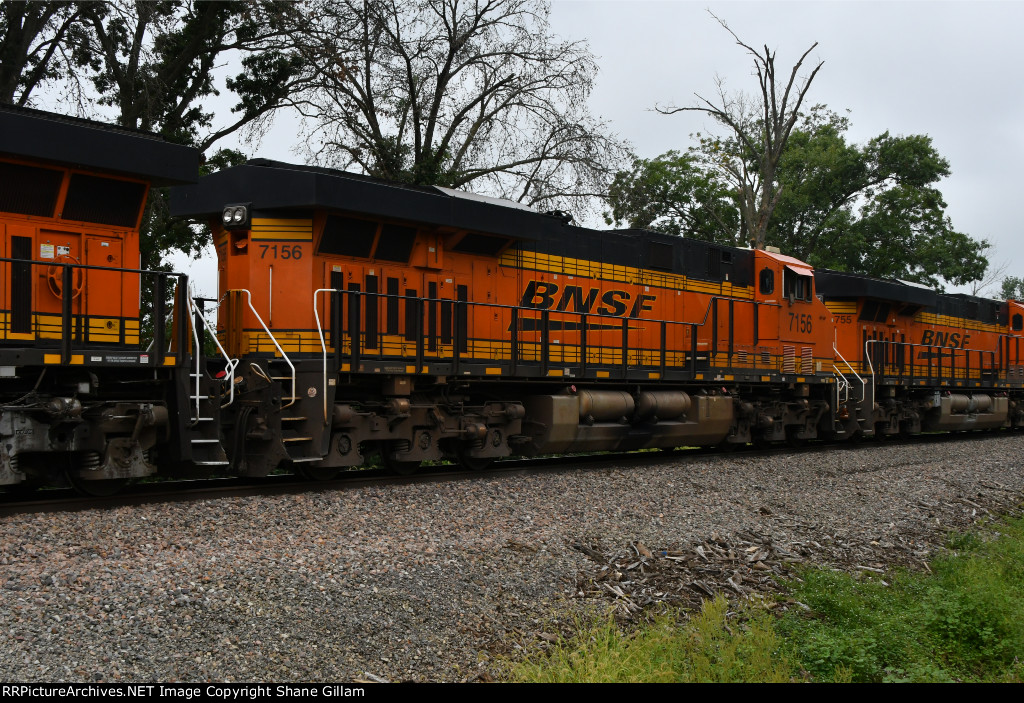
659, 14, 822, 249
969, 257, 1008, 297
292, 0, 629, 218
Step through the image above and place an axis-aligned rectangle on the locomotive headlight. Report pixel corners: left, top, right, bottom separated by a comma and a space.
221, 203, 252, 229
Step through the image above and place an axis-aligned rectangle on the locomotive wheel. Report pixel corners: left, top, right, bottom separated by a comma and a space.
65, 472, 129, 497
297, 464, 340, 481
380, 443, 420, 476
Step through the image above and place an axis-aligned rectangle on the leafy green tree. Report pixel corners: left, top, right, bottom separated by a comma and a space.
770, 117, 987, 287
65, 1, 307, 269
604, 151, 739, 244
0, 2, 86, 106
2, 2, 306, 268
609, 107, 989, 289
1002, 276, 1024, 301
76, 1, 304, 151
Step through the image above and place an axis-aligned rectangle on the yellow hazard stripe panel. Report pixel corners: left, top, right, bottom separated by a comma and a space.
251, 217, 313, 241
914, 312, 1002, 334
253, 218, 313, 228
501, 250, 753, 299
0, 313, 139, 344
825, 302, 857, 314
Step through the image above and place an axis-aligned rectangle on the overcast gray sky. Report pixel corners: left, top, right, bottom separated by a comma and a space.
547, 0, 1024, 294
182, 0, 1024, 297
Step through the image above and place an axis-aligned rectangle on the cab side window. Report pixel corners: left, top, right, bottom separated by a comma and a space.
759, 268, 775, 295
783, 268, 813, 302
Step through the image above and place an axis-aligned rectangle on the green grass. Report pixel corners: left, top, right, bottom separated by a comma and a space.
780, 516, 1024, 682
510, 514, 1024, 683
511, 596, 793, 683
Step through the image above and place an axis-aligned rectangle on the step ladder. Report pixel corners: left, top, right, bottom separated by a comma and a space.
280, 413, 321, 463
184, 286, 238, 467
187, 372, 230, 466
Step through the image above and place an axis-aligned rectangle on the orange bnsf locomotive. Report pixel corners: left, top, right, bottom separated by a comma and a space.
0, 105, 207, 494
167, 159, 1024, 480
5, 106, 1024, 495
816, 270, 1024, 437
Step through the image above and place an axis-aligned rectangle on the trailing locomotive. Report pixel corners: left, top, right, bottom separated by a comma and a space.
0, 105, 205, 494
816, 270, 1024, 436
3, 104, 1023, 495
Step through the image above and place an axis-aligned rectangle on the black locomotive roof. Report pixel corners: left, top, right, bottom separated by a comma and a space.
814, 268, 939, 307
170, 158, 557, 240
0, 104, 198, 186
815, 267, 1006, 323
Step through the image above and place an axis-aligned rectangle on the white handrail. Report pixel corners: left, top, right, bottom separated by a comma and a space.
832, 365, 850, 403
226, 288, 297, 409
186, 290, 204, 422
313, 288, 340, 425
186, 287, 239, 410
834, 344, 866, 402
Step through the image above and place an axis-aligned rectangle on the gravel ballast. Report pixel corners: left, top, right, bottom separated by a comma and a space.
2, 434, 1023, 682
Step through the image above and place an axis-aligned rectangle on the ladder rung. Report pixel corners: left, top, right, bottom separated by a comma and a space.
191, 438, 221, 444
282, 436, 313, 443
281, 417, 307, 422
194, 460, 230, 466
288, 456, 322, 463
271, 376, 292, 381
191, 395, 211, 400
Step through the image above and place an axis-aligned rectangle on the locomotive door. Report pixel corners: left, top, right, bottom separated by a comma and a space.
84, 235, 125, 345
420, 272, 458, 363
363, 265, 412, 359
472, 259, 498, 362
325, 263, 421, 363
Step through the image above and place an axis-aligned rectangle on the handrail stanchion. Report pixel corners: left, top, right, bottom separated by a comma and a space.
61, 265, 73, 364
541, 310, 550, 376
580, 312, 587, 377
510, 307, 519, 375
314, 288, 331, 424
415, 299, 424, 374
154, 274, 166, 366
226, 288, 296, 408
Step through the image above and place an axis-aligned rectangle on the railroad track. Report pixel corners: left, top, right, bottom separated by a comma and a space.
0, 429, 1011, 516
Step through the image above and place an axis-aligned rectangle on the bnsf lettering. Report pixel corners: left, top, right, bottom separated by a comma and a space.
520, 281, 560, 310
921, 330, 971, 348
601, 290, 629, 316
556, 286, 600, 313
519, 281, 657, 318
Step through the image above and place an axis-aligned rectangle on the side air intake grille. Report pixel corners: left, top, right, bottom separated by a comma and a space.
0, 161, 62, 217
